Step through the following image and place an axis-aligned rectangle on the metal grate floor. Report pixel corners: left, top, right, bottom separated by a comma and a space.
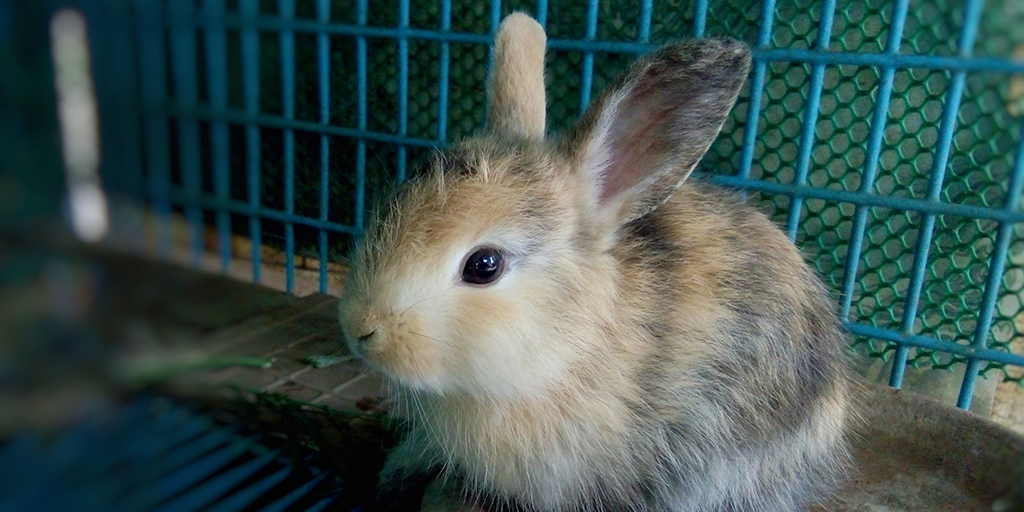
0, 397, 361, 512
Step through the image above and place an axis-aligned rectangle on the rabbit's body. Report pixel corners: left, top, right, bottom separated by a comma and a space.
340, 13, 849, 512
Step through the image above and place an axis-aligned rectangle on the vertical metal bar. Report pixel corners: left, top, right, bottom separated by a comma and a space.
437, 0, 451, 142
638, 0, 652, 43
135, 0, 171, 257
484, 0, 502, 126
839, 0, 910, 319
490, 0, 501, 34
279, 0, 296, 293
355, 0, 368, 232
737, 0, 777, 180
693, 0, 708, 38
579, 0, 599, 111
958, 127, 1024, 408
106, 0, 145, 251
535, 0, 548, 29
317, 0, 331, 294
783, 0, 836, 240
203, 0, 231, 275
890, 0, 984, 391
397, 0, 409, 182
241, 0, 263, 283
168, 1, 204, 267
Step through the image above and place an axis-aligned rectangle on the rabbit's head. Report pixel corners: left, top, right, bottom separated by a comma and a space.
338, 13, 751, 398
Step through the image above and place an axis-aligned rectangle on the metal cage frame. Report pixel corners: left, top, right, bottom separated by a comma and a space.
61, 0, 1024, 410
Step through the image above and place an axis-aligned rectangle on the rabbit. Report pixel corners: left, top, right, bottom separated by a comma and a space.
338, 11, 851, 512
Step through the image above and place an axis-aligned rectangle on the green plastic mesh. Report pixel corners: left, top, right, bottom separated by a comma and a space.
213, 0, 1024, 380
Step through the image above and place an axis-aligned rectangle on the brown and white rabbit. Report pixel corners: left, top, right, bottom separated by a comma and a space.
338, 12, 850, 512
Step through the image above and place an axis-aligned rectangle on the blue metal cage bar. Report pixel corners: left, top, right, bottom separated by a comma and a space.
203, 0, 231, 275
240, 0, 263, 285
159, 14, 1024, 74
109, 0, 1024, 410
890, 0, 983, 390
168, 1, 204, 269
838, 0, 910, 336
279, 0, 297, 293
317, 0, 331, 294
783, 0, 836, 241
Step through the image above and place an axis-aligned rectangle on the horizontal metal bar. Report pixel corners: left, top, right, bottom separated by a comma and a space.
844, 322, 1024, 368
151, 108, 1024, 229
158, 103, 441, 148
164, 186, 360, 235
706, 174, 1024, 224
152, 14, 1024, 74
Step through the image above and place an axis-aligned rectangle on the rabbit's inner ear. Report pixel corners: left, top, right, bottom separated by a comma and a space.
572, 39, 751, 225
487, 13, 547, 139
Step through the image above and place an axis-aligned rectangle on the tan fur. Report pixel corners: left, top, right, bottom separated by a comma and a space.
339, 14, 850, 512
488, 13, 547, 138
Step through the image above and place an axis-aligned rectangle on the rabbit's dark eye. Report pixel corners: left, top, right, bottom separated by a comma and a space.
462, 247, 505, 285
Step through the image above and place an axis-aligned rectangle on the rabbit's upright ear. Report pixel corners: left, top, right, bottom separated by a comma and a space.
487, 13, 547, 138
566, 39, 751, 226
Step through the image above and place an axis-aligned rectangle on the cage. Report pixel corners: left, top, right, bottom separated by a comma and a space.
2, 0, 1024, 510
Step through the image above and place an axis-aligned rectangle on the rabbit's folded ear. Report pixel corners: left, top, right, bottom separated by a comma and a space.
566, 39, 751, 226
487, 13, 547, 138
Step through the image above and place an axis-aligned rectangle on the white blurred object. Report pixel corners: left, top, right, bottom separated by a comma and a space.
50, 8, 107, 242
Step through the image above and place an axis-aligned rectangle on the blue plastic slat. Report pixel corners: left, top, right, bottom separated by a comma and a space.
318, 0, 331, 294
241, 0, 263, 284
135, 0, 173, 257
0, 483, 51, 512
302, 495, 342, 512
151, 439, 257, 505
205, 466, 292, 512
256, 471, 333, 512
784, 0, 837, 240
151, 450, 281, 512
168, 0, 204, 268
579, 0, 599, 111
204, 0, 232, 275
838, 0, 911, 322
116, 428, 248, 510
0, 436, 39, 486
737, 0, 777, 181
88, 410, 217, 488
890, 0, 985, 392
958, 127, 1024, 408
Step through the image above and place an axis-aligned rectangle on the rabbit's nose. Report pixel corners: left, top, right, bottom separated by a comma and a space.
357, 330, 377, 344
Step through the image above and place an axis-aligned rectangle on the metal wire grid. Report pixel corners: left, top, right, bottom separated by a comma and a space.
77, 0, 1024, 410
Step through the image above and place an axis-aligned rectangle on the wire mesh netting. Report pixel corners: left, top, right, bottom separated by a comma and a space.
67, 0, 1024, 407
